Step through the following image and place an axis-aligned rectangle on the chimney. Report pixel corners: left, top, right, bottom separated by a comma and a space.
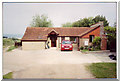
101, 34, 107, 50
99, 22, 107, 50
99, 21, 104, 38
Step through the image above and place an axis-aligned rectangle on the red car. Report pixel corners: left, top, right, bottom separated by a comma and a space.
61, 40, 73, 51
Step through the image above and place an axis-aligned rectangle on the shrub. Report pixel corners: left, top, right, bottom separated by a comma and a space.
92, 37, 101, 50
91, 47, 94, 51
87, 46, 92, 51
89, 46, 92, 48
84, 46, 89, 50
80, 46, 84, 50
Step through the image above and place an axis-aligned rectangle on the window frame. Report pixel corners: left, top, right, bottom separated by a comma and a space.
89, 35, 94, 43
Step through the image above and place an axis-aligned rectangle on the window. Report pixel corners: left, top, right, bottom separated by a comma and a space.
70, 37, 76, 42
89, 35, 94, 42
62, 41, 71, 44
61, 37, 65, 42
70, 37, 76, 44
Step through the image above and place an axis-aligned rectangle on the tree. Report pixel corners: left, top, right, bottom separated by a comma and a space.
30, 14, 53, 27
104, 26, 116, 51
92, 15, 109, 27
72, 17, 96, 27
62, 22, 73, 27
72, 21, 80, 27
72, 15, 109, 27
72, 17, 95, 27
61, 15, 109, 27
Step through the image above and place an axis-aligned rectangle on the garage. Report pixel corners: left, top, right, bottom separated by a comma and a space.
22, 41, 46, 50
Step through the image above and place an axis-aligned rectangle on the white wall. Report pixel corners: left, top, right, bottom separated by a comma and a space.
65, 37, 70, 40
79, 38, 92, 47
57, 37, 60, 48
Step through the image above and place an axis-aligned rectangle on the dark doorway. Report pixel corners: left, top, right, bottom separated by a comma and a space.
50, 36, 57, 47
48, 31, 58, 47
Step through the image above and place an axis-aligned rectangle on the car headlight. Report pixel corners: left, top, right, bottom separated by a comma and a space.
62, 46, 64, 48
69, 46, 72, 48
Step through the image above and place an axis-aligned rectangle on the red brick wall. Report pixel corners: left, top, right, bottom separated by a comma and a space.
101, 35, 107, 50
81, 27, 100, 38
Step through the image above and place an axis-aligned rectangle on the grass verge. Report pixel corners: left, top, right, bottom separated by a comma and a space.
87, 63, 116, 78
81, 49, 89, 52
7, 46, 16, 52
3, 38, 14, 48
81, 49, 101, 52
3, 72, 13, 79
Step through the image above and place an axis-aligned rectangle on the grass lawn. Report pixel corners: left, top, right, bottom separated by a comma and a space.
87, 63, 116, 78
3, 72, 13, 79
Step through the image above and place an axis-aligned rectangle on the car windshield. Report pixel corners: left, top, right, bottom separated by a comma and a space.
62, 41, 71, 44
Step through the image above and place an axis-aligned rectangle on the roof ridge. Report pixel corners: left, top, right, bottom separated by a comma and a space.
27, 27, 90, 28
90, 21, 103, 27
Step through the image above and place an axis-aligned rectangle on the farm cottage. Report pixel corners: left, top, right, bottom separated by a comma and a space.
21, 22, 107, 50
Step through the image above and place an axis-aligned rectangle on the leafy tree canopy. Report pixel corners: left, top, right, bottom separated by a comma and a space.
62, 15, 109, 27
104, 26, 116, 39
30, 14, 53, 27
72, 17, 95, 27
104, 26, 116, 51
62, 22, 72, 27
92, 15, 109, 27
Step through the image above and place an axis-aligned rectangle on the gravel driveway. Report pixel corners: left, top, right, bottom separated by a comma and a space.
3, 47, 116, 79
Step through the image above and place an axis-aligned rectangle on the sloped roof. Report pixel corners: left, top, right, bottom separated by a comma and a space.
21, 26, 100, 41
78, 26, 100, 37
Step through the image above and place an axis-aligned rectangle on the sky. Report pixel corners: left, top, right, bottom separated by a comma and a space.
3, 2, 117, 35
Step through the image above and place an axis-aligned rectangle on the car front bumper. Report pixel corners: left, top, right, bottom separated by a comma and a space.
61, 47, 73, 51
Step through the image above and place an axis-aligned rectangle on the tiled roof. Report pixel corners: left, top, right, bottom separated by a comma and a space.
78, 26, 100, 37
21, 26, 99, 41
